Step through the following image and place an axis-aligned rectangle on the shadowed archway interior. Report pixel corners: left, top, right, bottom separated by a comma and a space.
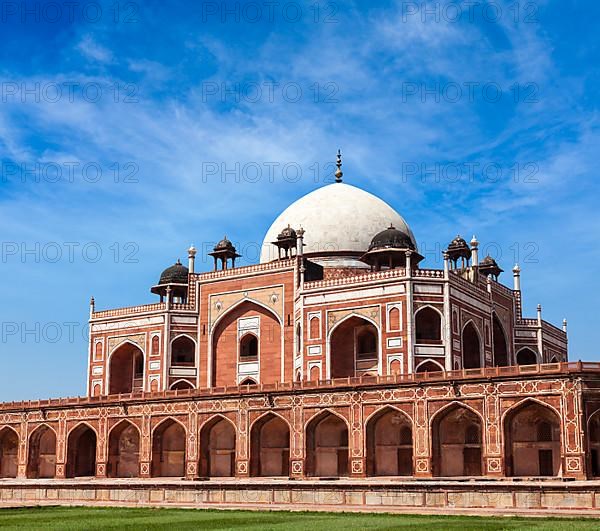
250, 414, 290, 477
366, 408, 412, 476
27, 426, 56, 479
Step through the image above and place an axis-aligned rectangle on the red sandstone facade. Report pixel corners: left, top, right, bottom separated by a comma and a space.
2, 173, 600, 485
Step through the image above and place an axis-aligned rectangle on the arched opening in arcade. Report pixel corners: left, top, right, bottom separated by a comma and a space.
432, 405, 483, 477
462, 322, 482, 369
108, 342, 144, 394
366, 408, 412, 476
211, 302, 281, 387
492, 313, 509, 367
199, 416, 236, 477
250, 414, 290, 477
589, 413, 600, 477
171, 336, 195, 367
516, 347, 538, 365
330, 316, 378, 379
305, 412, 349, 477
66, 424, 97, 478
504, 401, 561, 477
27, 425, 56, 479
107, 421, 140, 478
0, 428, 18, 478
151, 419, 186, 477
415, 307, 442, 343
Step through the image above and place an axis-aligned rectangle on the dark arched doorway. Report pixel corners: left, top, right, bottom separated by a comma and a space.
27, 425, 56, 478
66, 424, 97, 478
415, 307, 442, 343
107, 421, 140, 478
0, 428, 18, 478
330, 317, 378, 378
432, 405, 483, 477
109, 343, 144, 394
199, 417, 236, 477
250, 414, 290, 477
151, 419, 185, 477
516, 348, 538, 365
504, 401, 560, 477
306, 412, 348, 477
462, 323, 481, 369
171, 336, 195, 366
492, 314, 508, 366
366, 408, 412, 476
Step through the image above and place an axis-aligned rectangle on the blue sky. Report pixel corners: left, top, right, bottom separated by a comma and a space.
0, 0, 598, 401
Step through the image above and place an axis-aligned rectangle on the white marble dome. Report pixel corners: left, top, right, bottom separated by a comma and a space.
260, 182, 416, 263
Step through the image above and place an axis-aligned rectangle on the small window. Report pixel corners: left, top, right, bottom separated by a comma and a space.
240, 334, 258, 358
465, 424, 480, 444
537, 421, 553, 442
357, 329, 377, 359
151, 335, 160, 356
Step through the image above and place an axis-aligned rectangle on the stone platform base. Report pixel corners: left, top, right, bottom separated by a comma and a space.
1, 478, 600, 517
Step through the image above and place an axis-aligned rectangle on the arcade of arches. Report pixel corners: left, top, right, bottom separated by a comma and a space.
0, 397, 596, 480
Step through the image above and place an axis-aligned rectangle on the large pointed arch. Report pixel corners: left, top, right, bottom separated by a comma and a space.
365, 406, 413, 476
27, 424, 57, 479
107, 340, 145, 394
503, 398, 561, 477
305, 409, 349, 477
210, 299, 282, 387
199, 414, 236, 477
431, 402, 483, 477
66, 422, 97, 478
588, 409, 600, 477
327, 313, 380, 379
151, 417, 186, 477
249, 412, 290, 477
107, 420, 140, 478
0, 427, 19, 478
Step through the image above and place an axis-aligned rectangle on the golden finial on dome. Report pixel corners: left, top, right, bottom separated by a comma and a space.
335, 149, 343, 183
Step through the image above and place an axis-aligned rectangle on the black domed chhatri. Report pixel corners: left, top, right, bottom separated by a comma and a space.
361, 224, 423, 271
214, 236, 236, 252
277, 225, 297, 241
368, 224, 415, 252
272, 225, 298, 260
478, 255, 503, 280
158, 259, 189, 285
446, 235, 472, 268
209, 236, 241, 270
151, 259, 190, 301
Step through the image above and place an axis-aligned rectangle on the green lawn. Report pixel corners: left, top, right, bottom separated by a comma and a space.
0, 507, 598, 530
